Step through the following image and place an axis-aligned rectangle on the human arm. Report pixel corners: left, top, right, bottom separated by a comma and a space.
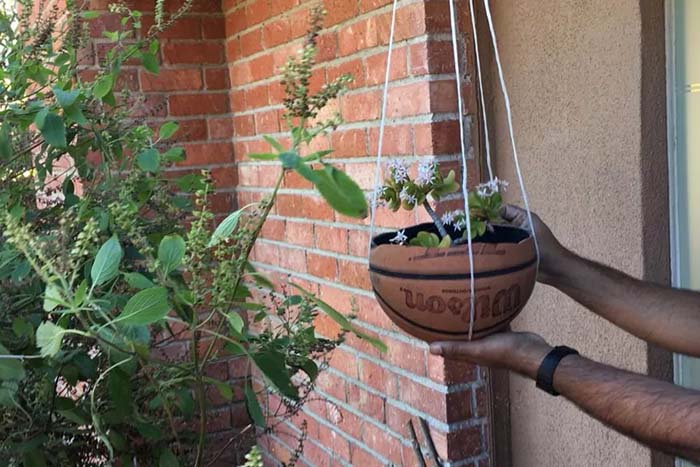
502, 205, 700, 357
431, 333, 700, 462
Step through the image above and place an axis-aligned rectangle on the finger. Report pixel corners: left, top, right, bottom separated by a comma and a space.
500, 204, 526, 226
429, 341, 480, 359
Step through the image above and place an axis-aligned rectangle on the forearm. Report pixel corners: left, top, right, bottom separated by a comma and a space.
550, 354, 700, 462
546, 250, 700, 356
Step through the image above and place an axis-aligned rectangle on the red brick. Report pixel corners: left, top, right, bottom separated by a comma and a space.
249, 54, 274, 82
225, 9, 248, 36
233, 114, 255, 137
277, 245, 307, 273
205, 68, 230, 90
346, 383, 385, 421
163, 42, 224, 64
244, 84, 269, 108
208, 117, 234, 139
276, 194, 334, 220
168, 118, 208, 143
359, 0, 392, 13
359, 359, 398, 398
254, 109, 280, 134
410, 40, 455, 76
244, 0, 270, 27
350, 445, 386, 467
261, 218, 286, 241
285, 221, 314, 247
395, 3, 427, 41
348, 229, 370, 257
329, 348, 358, 379
210, 165, 238, 189
427, 353, 478, 384
180, 142, 234, 166
317, 425, 351, 461
330, 129, 367, 158
328, 58, 365, 89
141, 68, 202, 91
202, 17, 226, 40
268, 0, 299, 17
341, 91, 381, 123
315, 371, 347, 401
398, 377, 471, 423
314, 224, 347, 254
337, 259, 371, 290
361, 422, 403, 464
424, 0, 452, 32
170, 93, 229, 116
316, 31, 338, 62
365, 46, 408, 86
262, 17, 291, 48
324, 0, 360, 26
369, 125, 412, 156
430, 80, 459, 113
142, 15, 201, 39
387, 81, 431, 118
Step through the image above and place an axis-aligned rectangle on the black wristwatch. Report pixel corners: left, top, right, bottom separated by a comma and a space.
535, 346, 579, 396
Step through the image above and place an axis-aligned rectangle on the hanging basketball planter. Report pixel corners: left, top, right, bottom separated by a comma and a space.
367, 0, 540, 342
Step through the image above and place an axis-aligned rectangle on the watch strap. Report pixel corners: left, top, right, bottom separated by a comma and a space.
536, 345, 579, 396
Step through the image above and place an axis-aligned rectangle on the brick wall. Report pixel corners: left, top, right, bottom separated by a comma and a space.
225, 0, 491, 465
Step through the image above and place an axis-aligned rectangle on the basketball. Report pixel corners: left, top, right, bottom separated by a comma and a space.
369, 223, 537, 342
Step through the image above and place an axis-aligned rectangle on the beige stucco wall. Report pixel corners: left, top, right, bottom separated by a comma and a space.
485, 1, 669, 466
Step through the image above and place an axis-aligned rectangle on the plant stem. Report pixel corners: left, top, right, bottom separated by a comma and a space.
422, 201, 448, 238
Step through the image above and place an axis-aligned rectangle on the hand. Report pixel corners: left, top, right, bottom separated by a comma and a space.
500, 205, 570, 284
430, 332, 552, 379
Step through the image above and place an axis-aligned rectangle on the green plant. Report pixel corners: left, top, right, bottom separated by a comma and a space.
377, 158, 507, 247
0, 3, 381, 466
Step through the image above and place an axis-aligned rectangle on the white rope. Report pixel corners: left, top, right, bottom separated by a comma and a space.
448, 0, 477, 341
483, 0, 540, 265
468, 0, 493, 180
368, 0, 399, 254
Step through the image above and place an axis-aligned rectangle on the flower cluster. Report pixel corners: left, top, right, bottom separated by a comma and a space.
476, 177, 509, 198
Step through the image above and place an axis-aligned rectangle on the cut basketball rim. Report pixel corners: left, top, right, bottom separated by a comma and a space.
367, 0, 540, 342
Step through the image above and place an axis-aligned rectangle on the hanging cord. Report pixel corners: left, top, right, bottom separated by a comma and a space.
468, 0, 493, 180
483, 0, 540, 265
448, 0, 477, 341
368, 0, 399, 254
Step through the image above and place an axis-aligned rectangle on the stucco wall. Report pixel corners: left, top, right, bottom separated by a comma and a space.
483, 1, 670, 466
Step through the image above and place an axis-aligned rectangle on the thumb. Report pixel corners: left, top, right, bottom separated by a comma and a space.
500, 204, 527, 226
429, 341, 480, 359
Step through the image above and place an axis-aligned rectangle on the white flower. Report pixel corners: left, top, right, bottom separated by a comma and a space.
441, 211, 455, 225
454, 219, 467, 232
399, 186, 417, 205
390, 229, 408, 245
477, 177, 509, 198
368, 186, 386, 208
387, 159, 409, 184
415, 158, 436, 186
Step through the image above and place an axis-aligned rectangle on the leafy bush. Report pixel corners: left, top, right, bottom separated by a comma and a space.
0, 3, 381, 466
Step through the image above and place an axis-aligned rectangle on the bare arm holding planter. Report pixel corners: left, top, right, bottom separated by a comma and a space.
431, 333, 700, 462
430, 205, 700, 461
503, 205, 700, 357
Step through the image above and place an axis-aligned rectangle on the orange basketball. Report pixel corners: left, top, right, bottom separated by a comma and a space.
369, 223, 537, 342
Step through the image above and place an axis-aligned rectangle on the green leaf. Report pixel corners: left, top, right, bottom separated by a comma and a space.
245, 382, 265, 427
159, 448, 179, 467
123, 272, 155, 290
136, 148, 160, 172
438, 234, 452, 249
43, 282, 63, 312
93, 75, 113, 99
312, 165, 368, 219
299, 359, 319, 382
263, 135, 284, 152
108, 369, 132, 414
34, 107, 48, 128
116, 287, 170, 325
23, 450, 47, 467
58, 408, 89, 425
0, 124, 11, 160
53, 86, 80, 108
0, 343, 25, 381
208, 207, 248, 247
141, 52, 160, 74
302, 149, 333, 162
253, 349, 298, 399
158, 234, 186, 275
159, 122, 179, 140
227, 312, 245, 334
80, 10, 100, 19
91, 236, 123, 286
36, 322, 65, 358
103, 30, 119, 41
248, 153, 277, 161
64, 104, 88, 126
162, 147, 185, 163
38, 112, 67, 148
279, 151, 301, 169
149, 40, 159, 55
294, 162, 318, 184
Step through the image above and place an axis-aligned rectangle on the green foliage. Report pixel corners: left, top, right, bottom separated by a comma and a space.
379, 159, 507, 247
0, 4, 381, 466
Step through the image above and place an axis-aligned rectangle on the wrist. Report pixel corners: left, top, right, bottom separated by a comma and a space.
512, 339, 553, 379
539, 247, 578, 287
